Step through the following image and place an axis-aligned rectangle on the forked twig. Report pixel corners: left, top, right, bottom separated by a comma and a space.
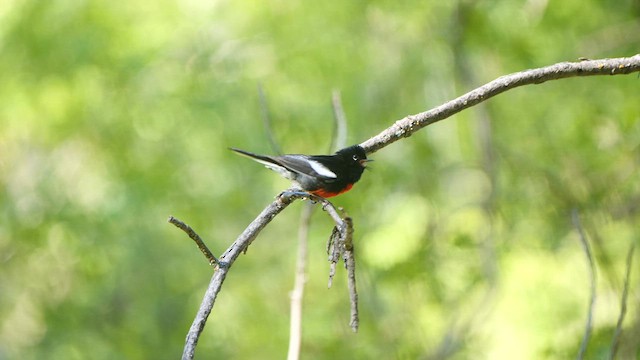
324, 205, 359, 332
175, 191, 360, 359
179, 192, 299, 360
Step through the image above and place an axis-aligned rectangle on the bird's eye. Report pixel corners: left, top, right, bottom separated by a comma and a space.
352, 154, 359, 161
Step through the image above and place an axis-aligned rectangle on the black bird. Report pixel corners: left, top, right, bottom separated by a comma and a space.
230, 144, 370, 198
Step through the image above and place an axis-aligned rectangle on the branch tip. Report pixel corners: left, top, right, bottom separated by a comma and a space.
169, 215, 219, 267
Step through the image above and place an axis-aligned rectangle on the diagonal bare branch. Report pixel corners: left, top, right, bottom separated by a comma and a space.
360, 54, 640, 154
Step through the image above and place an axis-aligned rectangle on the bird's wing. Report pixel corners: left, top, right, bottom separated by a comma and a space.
276, 155, 338, 180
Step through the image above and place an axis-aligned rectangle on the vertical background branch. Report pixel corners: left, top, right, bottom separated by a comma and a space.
572, 210, 596, 360
258, 83, 282, 155
286, 89, 351, 359
287, 203, 313, 360
424, 3, 501, 357
609, 243, 636, 360
330, 89, 348, 153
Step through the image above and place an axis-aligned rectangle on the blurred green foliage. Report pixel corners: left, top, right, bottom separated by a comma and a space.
1, 0, 639, 359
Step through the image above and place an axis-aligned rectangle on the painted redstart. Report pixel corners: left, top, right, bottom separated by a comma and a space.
230, 145, 370, 198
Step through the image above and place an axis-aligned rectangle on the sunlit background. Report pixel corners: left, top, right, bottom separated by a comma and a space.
1, 1, 639, 359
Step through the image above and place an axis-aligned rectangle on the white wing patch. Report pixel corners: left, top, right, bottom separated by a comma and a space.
309, 160, 337, 178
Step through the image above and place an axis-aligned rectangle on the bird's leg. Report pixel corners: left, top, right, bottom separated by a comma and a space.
278, 189, 326, 204
279, 189, 309, 198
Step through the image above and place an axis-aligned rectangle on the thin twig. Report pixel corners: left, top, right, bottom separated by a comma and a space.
360, 54, 640, 154
341, 216, 359, 332
321, 201, 359, 332
287, 203, 314, 360
572, 209, 596, 360
325, 205, 345, 289
281, 192, 359, 331
326, 229, 339, 288
168, 216, 219, 267
609, 242, 636, 360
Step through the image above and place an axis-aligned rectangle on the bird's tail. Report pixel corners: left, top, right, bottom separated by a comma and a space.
229, 148, 280, 167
